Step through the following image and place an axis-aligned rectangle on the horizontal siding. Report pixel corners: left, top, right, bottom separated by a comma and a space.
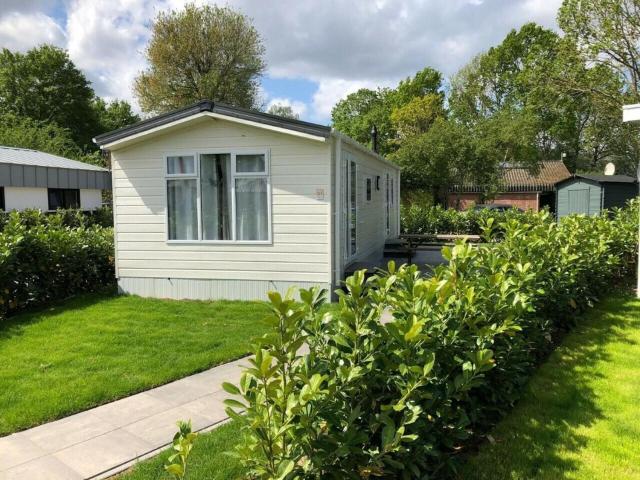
118, 277, 331, 301
340, 142, 400, 266
111, 117, 331, 290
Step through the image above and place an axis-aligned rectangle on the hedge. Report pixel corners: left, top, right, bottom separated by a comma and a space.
401, 204, 530, 235
0, 207, 113, 232
224, 199, 639, 479
0, 209, 115, 318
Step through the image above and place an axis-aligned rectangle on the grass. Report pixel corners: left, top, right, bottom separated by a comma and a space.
0, 290, 270, 436
121, 292, 640, 480
120, 421, 245, 480
459, 293, 640, 479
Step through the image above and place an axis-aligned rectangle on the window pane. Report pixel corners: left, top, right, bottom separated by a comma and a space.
350, 161, 357, 255
167, 155, 195, 175
236, 154, 265, 173
48, 188, 79, 210
235, 178, 268, 241
167, 179, 197, 240
200, 154, 232, 240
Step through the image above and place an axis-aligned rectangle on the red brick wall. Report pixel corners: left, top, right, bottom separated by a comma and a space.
448, 192, 540, 211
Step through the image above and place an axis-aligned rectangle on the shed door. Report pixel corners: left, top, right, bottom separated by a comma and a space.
568, 189, 590, 215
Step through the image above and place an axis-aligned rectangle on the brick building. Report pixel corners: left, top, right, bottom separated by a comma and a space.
448, 161, 571, 212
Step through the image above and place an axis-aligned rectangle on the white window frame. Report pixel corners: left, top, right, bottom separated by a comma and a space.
164, 149, 272, 245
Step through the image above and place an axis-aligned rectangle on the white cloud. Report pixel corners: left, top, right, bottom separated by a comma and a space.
266, 97, 308, 118
311, 79, 394, 122
0, 0, 564, 121
0, 12, 65, 51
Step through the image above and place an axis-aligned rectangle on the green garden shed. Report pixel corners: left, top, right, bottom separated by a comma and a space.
555, 174, 638, 218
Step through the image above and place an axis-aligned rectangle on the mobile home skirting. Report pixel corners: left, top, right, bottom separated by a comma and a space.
117, 277, 332, 301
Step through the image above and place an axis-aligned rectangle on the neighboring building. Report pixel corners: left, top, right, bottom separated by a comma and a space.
448, 161, 571, 212
93, 100, 401, 301
0, 146, 111, 211
555, 174, 638, 218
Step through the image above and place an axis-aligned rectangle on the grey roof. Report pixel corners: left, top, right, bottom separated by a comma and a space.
0, 146, 107, 171
559, 173, 638, 184
93, 100, 332, 147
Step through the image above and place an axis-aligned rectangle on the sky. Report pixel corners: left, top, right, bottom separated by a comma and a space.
0, 0, 563, 124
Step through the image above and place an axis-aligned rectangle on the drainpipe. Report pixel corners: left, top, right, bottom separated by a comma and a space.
622, 104, 640, 298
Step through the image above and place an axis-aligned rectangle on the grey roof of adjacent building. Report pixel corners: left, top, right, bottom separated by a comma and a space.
0, 147, 111, 190
93, 100, 333, 147
557, 173, 638, 185
0, 146, 107, 171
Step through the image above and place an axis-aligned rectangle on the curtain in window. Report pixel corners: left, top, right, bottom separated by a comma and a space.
201, 154, 232, 240
167, 179, 197, 240
235, 178, 268, 241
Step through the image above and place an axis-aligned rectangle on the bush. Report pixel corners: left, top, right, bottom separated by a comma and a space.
0, 207, 113, 232
225, 199, 639, 479
401, 204, 531, 235
0, 209, 115, 317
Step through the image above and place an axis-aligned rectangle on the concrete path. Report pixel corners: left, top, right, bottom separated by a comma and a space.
0, 358, 247, 480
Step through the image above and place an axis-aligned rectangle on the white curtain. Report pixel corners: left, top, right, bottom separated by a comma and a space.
167, 179, 197, 240
235, 178, 268, 241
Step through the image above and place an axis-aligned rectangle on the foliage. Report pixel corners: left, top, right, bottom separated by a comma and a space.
0, 113, 85, 160
92, 98, 141, 134
267, 104, 300, 120
0, 209, 114, 317
559, 0, 640, 100
0, 207, 113, 232
165, 420, 198, 480
135, 3, 266, 114
225, 200, 639, 479
400, 204, 531, 235
0, 45, 98, 149
331, 67, 443, 156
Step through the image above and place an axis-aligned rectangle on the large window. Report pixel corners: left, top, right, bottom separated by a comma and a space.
165, 152, 270, 242
48, 188, 80, 210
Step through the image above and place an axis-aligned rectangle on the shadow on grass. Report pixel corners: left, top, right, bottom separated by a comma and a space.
459, 293, 638, 479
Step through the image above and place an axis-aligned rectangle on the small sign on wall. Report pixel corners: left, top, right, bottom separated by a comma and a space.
315, 188, 325, 201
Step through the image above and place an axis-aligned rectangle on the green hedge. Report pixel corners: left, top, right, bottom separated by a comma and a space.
224, 199, 639, 479
0, 209, 114, 317
0, 207, 113, 232
401, 204, 530, 235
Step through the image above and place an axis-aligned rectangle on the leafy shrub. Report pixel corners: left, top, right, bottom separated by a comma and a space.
401, 204, 532, 235
0, 209, 114, 317
0, 207, 113, 232
225, 199, 639, 479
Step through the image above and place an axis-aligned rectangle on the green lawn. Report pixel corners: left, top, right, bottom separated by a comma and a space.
121, 292, 640, 480
120, 421, 245, 480
0, 291, 270, 436
460, 293, 640, 479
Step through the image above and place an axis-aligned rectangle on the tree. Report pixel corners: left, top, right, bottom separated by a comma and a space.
390, 93, 445, 140
0, 45, 98, 149
331, 67, 443, 156
266, 104, 299, 119
92, 98, 140, 134
135, 3, 266, 114
559, 0, 640, 100
0, 113, 103, 166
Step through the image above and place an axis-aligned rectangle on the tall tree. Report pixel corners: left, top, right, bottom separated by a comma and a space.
266, 104, 299, 119
0, 45, 98, 149
331, 67, 443, 156
559, 0, 640, 100
92, 98, 140, 133
135, 3, 266, 114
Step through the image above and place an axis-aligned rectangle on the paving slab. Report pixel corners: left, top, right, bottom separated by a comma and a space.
1, 357, 248, 479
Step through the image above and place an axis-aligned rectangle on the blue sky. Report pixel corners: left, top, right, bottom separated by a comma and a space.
0, 0, 562, 124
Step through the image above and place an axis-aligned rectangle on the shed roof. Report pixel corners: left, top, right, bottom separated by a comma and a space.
570, 173, 638, 184
451, 161, 571, 193
0, 146, 107, 171
93, 100, 332, 147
